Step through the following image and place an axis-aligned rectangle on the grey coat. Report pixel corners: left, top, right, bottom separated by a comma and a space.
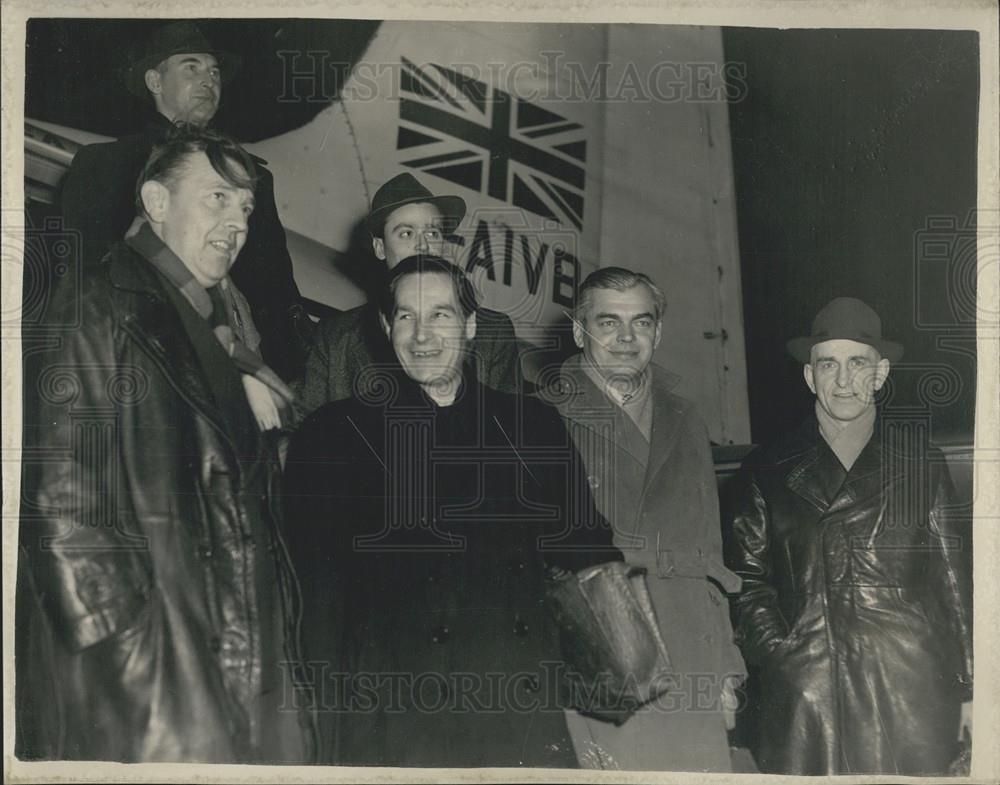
538, 355, 745, 771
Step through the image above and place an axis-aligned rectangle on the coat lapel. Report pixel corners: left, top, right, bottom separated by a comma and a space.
546, 356, 619, 448
642, 366, 687, 491
782, 417, 882, 514
827, 427, 883, 514
782, 420, 836, 512
110, 247, 236, 453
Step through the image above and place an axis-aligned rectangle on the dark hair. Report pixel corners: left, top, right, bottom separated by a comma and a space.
378, 255, 479, 321
575, 266, 667, 322
134, 122, 258, 217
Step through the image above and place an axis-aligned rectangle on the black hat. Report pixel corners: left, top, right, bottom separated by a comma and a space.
124, 21, 242, 98
787, 297, 904, 363
367, 173, 467, 237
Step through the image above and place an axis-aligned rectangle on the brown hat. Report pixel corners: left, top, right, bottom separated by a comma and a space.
124, 21, 242, 98
787, 297, 904, 363
367, 173, 466, 237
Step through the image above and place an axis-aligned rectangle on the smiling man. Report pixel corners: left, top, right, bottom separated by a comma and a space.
59, 20, 310, 380
724, 297, 972, 775
283, 255, 620, 767
538, 267, 746, 772
17, 125, 310, 763
296, 173, 524, 416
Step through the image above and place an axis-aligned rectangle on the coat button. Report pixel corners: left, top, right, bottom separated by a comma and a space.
513, 617, 529, 637
431, 625, 450, 644
198, 544, 213, 560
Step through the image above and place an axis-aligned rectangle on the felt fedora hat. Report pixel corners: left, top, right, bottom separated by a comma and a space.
367, 173, 467, 236
787, 297, 904, 363
124, 21, 242, 98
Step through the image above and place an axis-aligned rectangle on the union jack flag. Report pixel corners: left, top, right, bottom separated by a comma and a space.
396, 58, 587, 230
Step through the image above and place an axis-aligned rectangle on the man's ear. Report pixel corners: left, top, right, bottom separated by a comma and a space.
144, 68, 162, 96
873, 358, 890, 391
464, 312, 477, 342
803, 363, 817, 395
372, 237, 386, 261
572, 319, 585, 349
379, 311, 391, 338
653, 321, 663, 350
139, 180, 170, 224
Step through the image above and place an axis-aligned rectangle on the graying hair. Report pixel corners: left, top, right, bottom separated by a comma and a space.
574, 267, 666, 322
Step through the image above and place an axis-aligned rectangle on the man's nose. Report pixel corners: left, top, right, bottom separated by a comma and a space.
836, 364, 851, 387
617, 325, 635, 342
415, 232, 430, 252
413, 319, 430, 342
225, 208, 249, 234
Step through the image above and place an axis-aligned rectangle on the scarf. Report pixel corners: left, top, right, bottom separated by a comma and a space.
126, 222, 295, 430
815, 399, 876, 471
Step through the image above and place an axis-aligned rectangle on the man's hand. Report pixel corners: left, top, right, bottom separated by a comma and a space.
721, 677, 739, 731
546, 565, 574, 582
959, 699, 972, 741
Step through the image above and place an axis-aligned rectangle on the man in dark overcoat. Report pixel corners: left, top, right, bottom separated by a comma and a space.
283, 255, 620, 766
723, 297, 973, 775
59, 20, 310, 380
294, 173, 523, 416
17, 125, 312, 762
537, 267, 746, 771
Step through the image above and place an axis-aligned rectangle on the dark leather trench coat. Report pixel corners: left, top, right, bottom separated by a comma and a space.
16, 242, 310, 762
723, 417, 972, 775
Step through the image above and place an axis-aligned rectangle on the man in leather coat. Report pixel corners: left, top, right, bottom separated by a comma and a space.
723, 297, 972, 775
59, 20, 311, 381
17, 125, 312, 762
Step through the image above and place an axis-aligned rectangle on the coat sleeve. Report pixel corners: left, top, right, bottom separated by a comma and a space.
474, 310, 524, 394
292, 310, 361, 420
21, 280, 152, 653
293, 319, 338, 422
60, 144, 132, 269
925, 452, 973, 701
228, 164, 309, 381
683, 408, 747, 681
722, 452, 789, 666
528, 400, 623, 571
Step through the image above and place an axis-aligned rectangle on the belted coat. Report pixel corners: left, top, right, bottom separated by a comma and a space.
723, 417, 972, 775
537, 356, 746, 772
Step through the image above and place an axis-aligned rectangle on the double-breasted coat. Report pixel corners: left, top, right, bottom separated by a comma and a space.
538, 356, 746, 772
723, 417, 972, 775
16, 241, 311, 762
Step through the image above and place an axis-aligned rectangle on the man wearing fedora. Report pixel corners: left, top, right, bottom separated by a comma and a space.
295, 172, 523, 416
59, 20, 310, 381
723, 297, 972, 775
